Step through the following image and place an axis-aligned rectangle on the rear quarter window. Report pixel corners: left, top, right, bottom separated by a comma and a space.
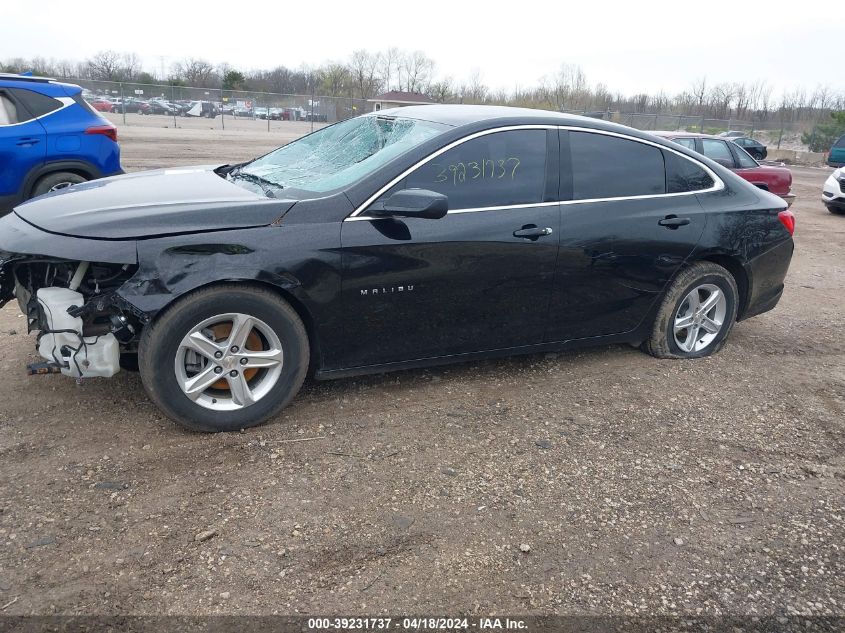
663, 150, 714, 193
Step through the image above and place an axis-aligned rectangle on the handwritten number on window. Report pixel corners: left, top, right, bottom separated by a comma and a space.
433, 157, 520, 186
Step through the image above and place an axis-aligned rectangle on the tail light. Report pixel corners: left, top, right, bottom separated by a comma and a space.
85, 124, 118, 143
778, 209, 795, 236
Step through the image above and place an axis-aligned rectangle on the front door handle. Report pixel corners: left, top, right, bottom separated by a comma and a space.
658, 216, 690, 228
513, 226, 553, 239
16, 137, 40, 146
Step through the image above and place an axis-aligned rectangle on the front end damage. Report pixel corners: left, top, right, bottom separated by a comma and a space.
0, 255, 143, 378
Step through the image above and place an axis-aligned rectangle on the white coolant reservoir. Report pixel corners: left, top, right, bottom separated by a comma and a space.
36, 287, 121, 378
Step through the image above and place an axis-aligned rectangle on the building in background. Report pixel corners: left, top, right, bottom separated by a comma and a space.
368, 91, 435, 112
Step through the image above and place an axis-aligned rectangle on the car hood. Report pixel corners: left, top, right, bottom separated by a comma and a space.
14, 166, 296, 240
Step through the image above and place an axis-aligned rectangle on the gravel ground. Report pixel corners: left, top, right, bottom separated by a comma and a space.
0, 127, 842, 620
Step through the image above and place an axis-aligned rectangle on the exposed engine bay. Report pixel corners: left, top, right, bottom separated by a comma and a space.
7, 258, 141, 378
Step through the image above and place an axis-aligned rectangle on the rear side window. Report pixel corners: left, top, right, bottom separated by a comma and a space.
663, 150, 714, 193
396, 129, 548, 210
569, 131, 665, 200
8, 88, 62, 119
701, 139, 735, 168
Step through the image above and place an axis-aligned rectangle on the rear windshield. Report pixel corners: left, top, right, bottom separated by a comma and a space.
835, 135, 845, 149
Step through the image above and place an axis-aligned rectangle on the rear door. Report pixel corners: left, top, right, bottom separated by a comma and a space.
340, 128, 560, 368
546, 130, 712, 341
0, 88, 47, 201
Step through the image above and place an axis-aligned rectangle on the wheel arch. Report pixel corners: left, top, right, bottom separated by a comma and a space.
24, 160, 102, 198
696, 254, 750, 319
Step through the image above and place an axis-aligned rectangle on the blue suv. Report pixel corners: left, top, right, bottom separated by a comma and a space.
0, 74, 123, 212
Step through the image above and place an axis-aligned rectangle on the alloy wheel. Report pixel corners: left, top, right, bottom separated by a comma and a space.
673, 283, 727, 353
174, 313, 284, 411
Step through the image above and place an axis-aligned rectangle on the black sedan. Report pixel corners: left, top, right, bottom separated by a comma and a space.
0, 106, 795, 432
731, 136, 768, 160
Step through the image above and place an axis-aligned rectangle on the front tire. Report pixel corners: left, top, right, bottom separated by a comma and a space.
138, 284, 309, 432
643, 262, 738, 359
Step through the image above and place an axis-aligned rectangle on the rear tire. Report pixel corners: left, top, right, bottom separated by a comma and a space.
643, 262, 738, 359
138, 284, 309, 432
30, 172, 87, 198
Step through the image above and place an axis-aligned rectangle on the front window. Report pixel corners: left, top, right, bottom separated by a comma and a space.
234, 115, 449, 194
375, 129, 548, 211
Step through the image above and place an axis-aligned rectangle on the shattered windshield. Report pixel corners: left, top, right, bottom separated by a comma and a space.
234, 115, 449, 194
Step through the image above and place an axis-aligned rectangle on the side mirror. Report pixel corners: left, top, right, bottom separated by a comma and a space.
369, 189, 448, 219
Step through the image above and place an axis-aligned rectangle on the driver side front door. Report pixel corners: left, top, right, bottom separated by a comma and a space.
339, 128, 560, 369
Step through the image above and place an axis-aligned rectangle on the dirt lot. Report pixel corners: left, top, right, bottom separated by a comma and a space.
0, 126, 842, 619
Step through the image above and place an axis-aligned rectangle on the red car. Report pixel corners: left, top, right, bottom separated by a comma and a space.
654, 132, 794, 207
89, 99, 114, 113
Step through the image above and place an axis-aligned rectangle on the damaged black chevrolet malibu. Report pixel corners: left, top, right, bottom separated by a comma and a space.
0, 105, 795, 432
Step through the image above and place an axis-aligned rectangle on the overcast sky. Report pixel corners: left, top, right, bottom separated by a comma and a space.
2, 0, 841, 96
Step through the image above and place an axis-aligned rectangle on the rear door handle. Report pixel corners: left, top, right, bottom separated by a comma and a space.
16, 138, 40, 146
658, 216, 690, 228
513, 226, 553, 239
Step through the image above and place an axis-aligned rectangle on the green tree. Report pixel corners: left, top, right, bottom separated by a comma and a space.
802, 111, 845, 152
222, 70, 247, 91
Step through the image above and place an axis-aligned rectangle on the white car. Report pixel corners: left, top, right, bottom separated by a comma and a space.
822, 168, 845, 215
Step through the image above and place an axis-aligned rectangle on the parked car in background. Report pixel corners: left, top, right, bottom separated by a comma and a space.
140, 100, 177, 115
655, 132, 794, 206
828, 134, 845, 167
718, 131, 746, 138
233, 106, 253, 118
822, 167, 845, 215
89, 98, 113, 113
0, 74, 122, 211
254, 107, 269, 119
730, 136, 767, 160
115, 97, 145, 114
0, 105, 794, 432
185, 101, 219, 118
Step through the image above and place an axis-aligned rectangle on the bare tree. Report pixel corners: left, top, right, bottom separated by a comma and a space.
690, 76, 708, 112
429, 77, 456, 103
173, 58, 217, 87
121, 53, 142, 81
401, 51, 434, 94
349, 49, 382, 100
86, 50, 123, 81
460, 70, 489, 104
319, 63, 351, 97
379, 47, 401, 92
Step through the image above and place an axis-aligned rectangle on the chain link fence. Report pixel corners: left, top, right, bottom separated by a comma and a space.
562, 110, 816, 151
69, 79, 817, 152
73, 79, 370, 132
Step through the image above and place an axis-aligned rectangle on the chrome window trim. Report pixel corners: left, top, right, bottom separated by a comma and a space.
0, 95, 75, 128
344, 124, 725, 222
